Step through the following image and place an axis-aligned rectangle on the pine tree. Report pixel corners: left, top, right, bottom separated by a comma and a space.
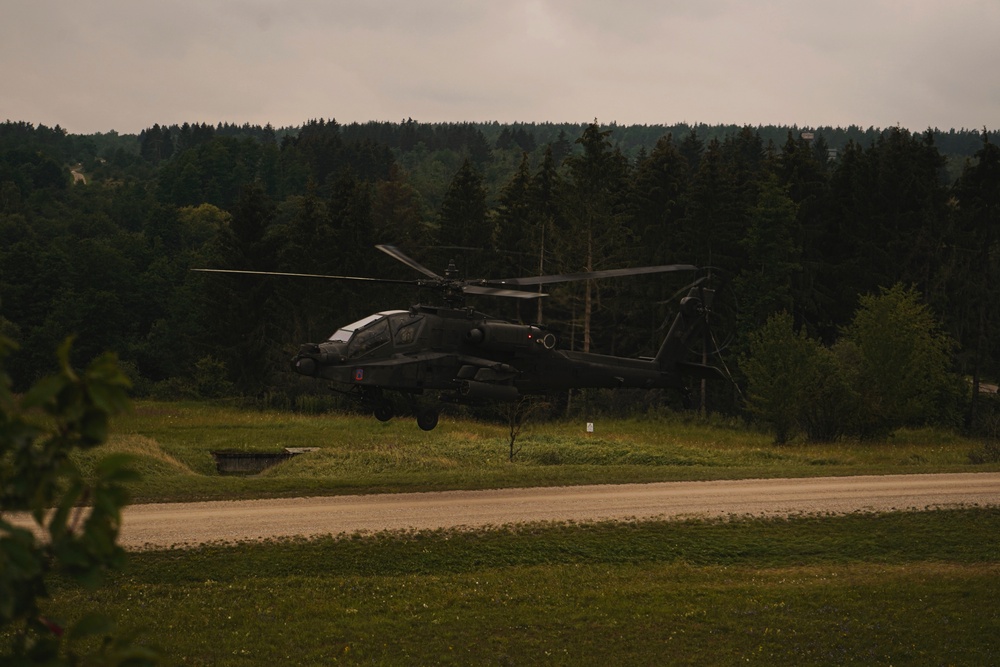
560, 123, 632, 352
439, 159, 491, 253
370, 163, 427, 252
527, 147, 565, 323
678, 128, 704, 172
951, 131, 1000, 426
734, 173, 802, 330
775, 131, 831, 333
494, 153, 535, 270
678, 138, 740, 268
201, 184, 282, 392
138, 124, 173, 164
631, 134, 690, 265
819, 129, 950, 334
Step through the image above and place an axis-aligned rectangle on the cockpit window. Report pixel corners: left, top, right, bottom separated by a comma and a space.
328, 314, 383, 343
347, 319, 390, 357
327, 311, 406, 343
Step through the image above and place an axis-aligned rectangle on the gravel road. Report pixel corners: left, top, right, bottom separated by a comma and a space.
107, 472, 1000, 549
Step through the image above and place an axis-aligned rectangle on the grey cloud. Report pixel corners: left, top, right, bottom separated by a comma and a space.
1, 0, 996, 133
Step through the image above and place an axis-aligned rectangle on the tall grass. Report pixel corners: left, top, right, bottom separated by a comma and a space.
77, 400, 996, 503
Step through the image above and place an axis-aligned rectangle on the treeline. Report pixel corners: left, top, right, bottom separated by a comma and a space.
1, 118, 998, 436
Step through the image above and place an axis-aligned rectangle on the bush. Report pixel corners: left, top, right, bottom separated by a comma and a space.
740, 312, 827, 443
841, 285, 961, 438
741, 286, 962, 443
798, 344, 859, 442
969, 398, 1000, 463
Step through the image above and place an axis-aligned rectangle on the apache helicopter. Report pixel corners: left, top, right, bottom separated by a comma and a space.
195, 245, 729, 430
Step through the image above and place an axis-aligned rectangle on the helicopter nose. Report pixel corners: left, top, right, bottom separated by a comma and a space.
294, 356, 317, 376
292, 342, 348, 376
292, 343, 321, 376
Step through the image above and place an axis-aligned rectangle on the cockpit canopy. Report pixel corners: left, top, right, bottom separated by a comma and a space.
328, 312, 400, 343
327, 310, 409, 357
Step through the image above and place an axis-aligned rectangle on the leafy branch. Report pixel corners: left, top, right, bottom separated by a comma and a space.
0, 336, 159, 665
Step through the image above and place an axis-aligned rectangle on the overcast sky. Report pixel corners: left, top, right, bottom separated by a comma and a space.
3, 1, 998, 135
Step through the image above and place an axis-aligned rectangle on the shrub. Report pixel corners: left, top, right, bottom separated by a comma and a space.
841, 285, 961, 438
741, 286, 962, 443
740, 312, 820, 443
798, 344, 859, 442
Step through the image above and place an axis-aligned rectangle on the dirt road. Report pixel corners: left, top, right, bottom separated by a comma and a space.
109, 472, 1000, 549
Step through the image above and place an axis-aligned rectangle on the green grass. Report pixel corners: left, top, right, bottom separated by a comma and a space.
42, 510, 1000, 665
23, 403, 1000, 664
80, 400, 997, 503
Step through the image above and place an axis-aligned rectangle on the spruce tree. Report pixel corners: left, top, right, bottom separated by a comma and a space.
952, 131, 1000, 426
560, 123, 632, 352
439, 159, 491, 252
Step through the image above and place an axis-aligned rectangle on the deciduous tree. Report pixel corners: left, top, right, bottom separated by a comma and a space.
0, 336, 158, 664
840, 284, 961, 438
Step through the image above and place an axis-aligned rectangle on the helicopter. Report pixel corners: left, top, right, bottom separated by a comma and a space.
195, 245, 730, 430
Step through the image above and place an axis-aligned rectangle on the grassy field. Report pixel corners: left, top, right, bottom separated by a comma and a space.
78, 400, 999, 503
43, 511, 1000, 665
37, 401, 1000, 664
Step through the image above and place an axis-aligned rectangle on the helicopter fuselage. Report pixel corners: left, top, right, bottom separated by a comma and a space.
291, 303, 715, 429
195, 244, 723, 430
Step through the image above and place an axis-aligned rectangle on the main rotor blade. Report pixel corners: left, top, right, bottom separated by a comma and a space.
463, 285, 548, 300
376, 244, 442, 279
490, 263, 698, 287
191, 268, 417, 285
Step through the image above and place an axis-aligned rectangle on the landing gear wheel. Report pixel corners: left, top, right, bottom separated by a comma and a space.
373, 402, 394, 422
416, 408, 439, 431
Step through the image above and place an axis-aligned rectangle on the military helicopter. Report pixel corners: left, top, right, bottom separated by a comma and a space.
195, 245, 729, 430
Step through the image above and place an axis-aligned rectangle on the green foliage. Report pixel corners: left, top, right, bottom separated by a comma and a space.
742, 287, 961, 443
951, 133, 1000, 426
969, 440, 1000, 465
3, 120, 1000, 424
0, 336, 157, 665
741, 312, 828, 443
148, 356, 234, 400
734, 173, 802, 329
558, 123, 634, 352
438, 159, 490, 251
841, 284, 961, 437
796, 343, 858, 442
967, 394, 1000, 463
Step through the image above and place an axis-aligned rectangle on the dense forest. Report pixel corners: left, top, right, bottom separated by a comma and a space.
1, 118, 998, 436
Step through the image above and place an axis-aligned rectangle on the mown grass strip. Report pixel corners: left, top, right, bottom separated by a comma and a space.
60, 562, 1000, 666
41, 510, 1000, 666
117, 508, 1000, 581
